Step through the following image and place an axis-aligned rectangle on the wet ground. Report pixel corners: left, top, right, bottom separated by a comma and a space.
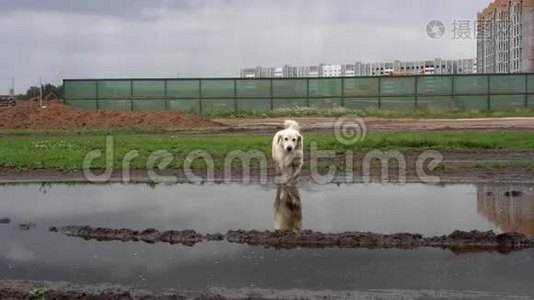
1, 182, 534, 299
3, 149, 534, 185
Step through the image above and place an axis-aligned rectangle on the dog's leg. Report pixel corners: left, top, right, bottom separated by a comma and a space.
287, 158, 303, 183
287, 185, 301, 206
294, 159, 303, 178
275, 161, 288, 184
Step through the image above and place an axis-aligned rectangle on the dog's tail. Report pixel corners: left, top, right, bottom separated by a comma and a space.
284, 120, 299, 130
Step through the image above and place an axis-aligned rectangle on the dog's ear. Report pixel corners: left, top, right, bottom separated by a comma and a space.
296, 134, 303, 149
277, 135, 283, 145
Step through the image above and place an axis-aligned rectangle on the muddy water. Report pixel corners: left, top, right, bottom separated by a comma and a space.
1, 182, 534, 297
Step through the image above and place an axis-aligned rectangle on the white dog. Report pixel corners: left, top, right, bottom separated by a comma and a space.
272, 120, 303, 183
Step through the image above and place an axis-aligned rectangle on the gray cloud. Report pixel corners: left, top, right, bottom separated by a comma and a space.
0, 0, 197, 19
0, 0, 492, 94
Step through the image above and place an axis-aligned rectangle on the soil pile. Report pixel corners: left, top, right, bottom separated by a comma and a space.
0, 103, 221, 130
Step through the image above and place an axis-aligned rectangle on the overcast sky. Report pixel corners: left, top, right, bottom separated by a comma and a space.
0, 0, 492, 94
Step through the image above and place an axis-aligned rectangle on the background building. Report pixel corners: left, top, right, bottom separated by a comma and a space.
240, 58, 476, 78
477, 0, 534, 73
477, 184, 534, 236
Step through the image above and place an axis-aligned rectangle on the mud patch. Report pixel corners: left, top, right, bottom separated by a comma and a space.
226, 229, 534, 252
0, 280, 225, 300
55, 226, 203, 246
18, 223, 36, 230
227, 230, 423, 249
53, 225, 534, 253
0, 280, 523, 300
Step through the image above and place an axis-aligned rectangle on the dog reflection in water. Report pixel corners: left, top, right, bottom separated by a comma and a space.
274, 184, 303, 231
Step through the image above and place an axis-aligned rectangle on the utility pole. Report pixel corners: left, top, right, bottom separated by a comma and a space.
39, 77, 43, 108
8, 78, 14, 99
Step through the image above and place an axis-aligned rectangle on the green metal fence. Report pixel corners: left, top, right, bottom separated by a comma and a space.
63, 74, 534, 114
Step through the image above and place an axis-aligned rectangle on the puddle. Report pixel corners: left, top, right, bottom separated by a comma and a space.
1, 182, 533, 236
1, 182, 534, 296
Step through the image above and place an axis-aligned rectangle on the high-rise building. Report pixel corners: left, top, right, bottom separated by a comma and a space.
239, 58, 476, 78
477, 0, 534, 73
477, 184, 534, 236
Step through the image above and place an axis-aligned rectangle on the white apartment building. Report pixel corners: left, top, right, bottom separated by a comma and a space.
240, 58, 477, 78
308, 66, 319, 77
320, 64, 342, 77
342, 64, 355, 76
273, 67, 284, 77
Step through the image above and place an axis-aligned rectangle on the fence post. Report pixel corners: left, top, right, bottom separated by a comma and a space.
341, 78, 345, 108
270, 79, 274, 111
450, 75, 455, 112
414, 76, 418, 108
130, 80, 134, 112
525, 74, 529, 109
378, 77, 382, 109
164, 80, 168, 111
95, 80, 99, 111
234, 79, 238, 113
306, 78, 310, 108
199, 80, 203, 115
487, 75, 491, 111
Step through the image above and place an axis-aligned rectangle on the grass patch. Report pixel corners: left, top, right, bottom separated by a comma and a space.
0, 132, 533, 170
25, 288, 47, 300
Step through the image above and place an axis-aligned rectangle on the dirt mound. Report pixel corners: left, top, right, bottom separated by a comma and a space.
0, 103, 221, 130
226, 229, 534, 251
54, 225, 204, 246
52, 225, 534, 253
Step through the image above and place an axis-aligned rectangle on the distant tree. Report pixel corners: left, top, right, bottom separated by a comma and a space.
18, 83, 63, 100
24, 86, 41, 100
56, 84, 64, 97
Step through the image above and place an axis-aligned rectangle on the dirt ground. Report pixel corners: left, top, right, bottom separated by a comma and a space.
0, 103, 221, 130
216, 117, 534, 133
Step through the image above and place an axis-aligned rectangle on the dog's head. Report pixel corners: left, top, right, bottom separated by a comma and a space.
277, 129, 302, 153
